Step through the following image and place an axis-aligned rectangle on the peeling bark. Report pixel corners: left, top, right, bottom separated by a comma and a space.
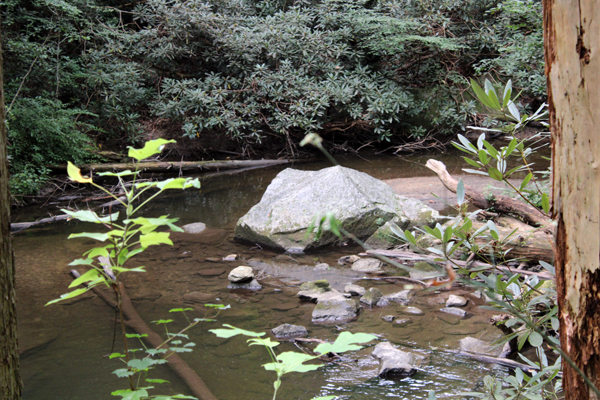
544, 0, 600, 398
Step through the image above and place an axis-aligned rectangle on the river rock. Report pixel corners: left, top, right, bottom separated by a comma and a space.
227, 278, 262, 290
352, 258, 384, 274
385, 290, 412, 304
393, 318, 412, 326
182, 222, 206, 234
223, 254, 238, 261
312, 291, 360, 323
398, 306, 424, 315
376, 297, 390, 307
338, 255, 361, 265
314, 263, 330, 270
395, 195, 439, 230
182, 291, 214, 303
440, 307, 468, 317
372, 342, 421, 378
382, 315, 395, 322
234, 166, 409, 252
446, 295, 468, 307
344, 283, 366, 296
228, 266, 254, 282
360, 288, 384, 307
297, 280, 332, 302
271, 324, 308, 339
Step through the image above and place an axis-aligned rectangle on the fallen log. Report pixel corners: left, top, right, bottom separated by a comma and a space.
69, 271, 218, 400
52, 159, 298, 173
425, 159, 551, 228
364, 249, 555, 280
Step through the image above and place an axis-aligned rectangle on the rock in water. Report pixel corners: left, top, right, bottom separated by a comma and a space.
312, 291, 360, 323
446, 294, 468, 307
360, 288, 384, 307
228, 266, 254, 282
234, 166, 402, 252
372, 342, 421, 378
182, 222, 206, 234
351, 258, 384, 274
271, 324, 308, 339
297, 280, 332, 302
344, 283, 366, 296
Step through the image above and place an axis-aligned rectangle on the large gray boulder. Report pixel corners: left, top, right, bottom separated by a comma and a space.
234, 166, 404, 252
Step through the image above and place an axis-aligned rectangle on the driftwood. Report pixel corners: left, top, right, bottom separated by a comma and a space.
364, 249, 555, 280
425, 159, 551, 228
69, 271, 217, 400
52, 159, 297, 173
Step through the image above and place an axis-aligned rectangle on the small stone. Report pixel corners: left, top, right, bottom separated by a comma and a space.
182, 222, 207, 234
227, 278, 262, 290
272, 324, 308, 339
314, 263, 330, 270
344, 283, 366, 296
372, 342, 421, 378
352, 258, 384, 273
382, 315, 395, 322
177, 252, 193, 259
298, 280, 332, 302
223, 254, 238, 262
393, 318, 412, 326
338, 255, 361, 265
399, 306, 424, 316
312, 292, 360, 323
459, 337, 503, 357
360, 287, 384, 307
385, 290, 412, 305
446, 295, 468, 307
228, 266, 254, 282
205, 257, 221, 263
440, 307, 468, 317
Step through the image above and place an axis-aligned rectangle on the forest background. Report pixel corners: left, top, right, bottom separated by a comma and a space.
2, 0, 544, 195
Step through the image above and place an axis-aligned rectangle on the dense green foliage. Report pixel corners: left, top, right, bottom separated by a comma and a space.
2, 0, 544, 194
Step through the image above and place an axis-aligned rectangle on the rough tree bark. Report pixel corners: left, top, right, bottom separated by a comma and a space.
544, 0, 600, 398
0, 20, 23, 400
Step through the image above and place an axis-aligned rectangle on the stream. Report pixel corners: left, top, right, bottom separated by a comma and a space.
14, 150, 542, 400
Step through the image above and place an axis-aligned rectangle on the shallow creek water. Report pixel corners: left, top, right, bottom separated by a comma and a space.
13, 151, 533, 400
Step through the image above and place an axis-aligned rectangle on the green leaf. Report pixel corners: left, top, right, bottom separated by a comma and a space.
248, 337, 280, 348
456, 178, 465, 205
152, 319, 173, 325
169, 308, 193, 313
443, 226, 453, 243
156, 178, 201, 190
487, 167, 503, 181
470, 79, 494, 109
482, 141, 499, 159
209, 324, 265, 338
477, 149, 489, 165
69, 268, 101, 288
126, 216, 182, 234
111, 388, 149, 400
139, 232, 173, 248
314, 331, 377, 355
68, 232, 110, 242
528, 331, 543, 347
517, 331, 531, 351
68, 258, 95, 266
84, 246, 110, 258
145, 378, 169, 384
520, 172, 533, 191
539, 261, 555, 274
463, 156, 482, 168
128, 139, 176, 161
502, 79, 513, 108
263, 351, 321, 374
46, 288, 89, 305
67, 162, 92, 183
97, 170, 139, 177
508, 101, 521, 121
128, 358, 156, 371
62, 209, 119, 224
541, 193, 550, 214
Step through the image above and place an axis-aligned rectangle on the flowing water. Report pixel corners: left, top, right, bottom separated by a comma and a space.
14, 150, 547, 400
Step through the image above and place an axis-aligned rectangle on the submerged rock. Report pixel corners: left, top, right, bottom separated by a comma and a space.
312, 291, 360, 323
271, 324, 308, 339
399, 306, 424, 316
338, 255, 361, 265
409, 262, 439, 280
440, 307, 468, 317
360, 288, 384, 307
182, 292, 214, 304
382, 315, 395, 322
228, 266, 254, 282
234, 166, 407, 252
314, 263, 330, 270
372, 342, 421, 378
459, 337, 504, 357
227, 278, 262, 290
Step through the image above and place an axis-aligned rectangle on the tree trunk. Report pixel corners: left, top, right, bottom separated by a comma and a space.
0, 20, 23, 400
544, 0, 600, 398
